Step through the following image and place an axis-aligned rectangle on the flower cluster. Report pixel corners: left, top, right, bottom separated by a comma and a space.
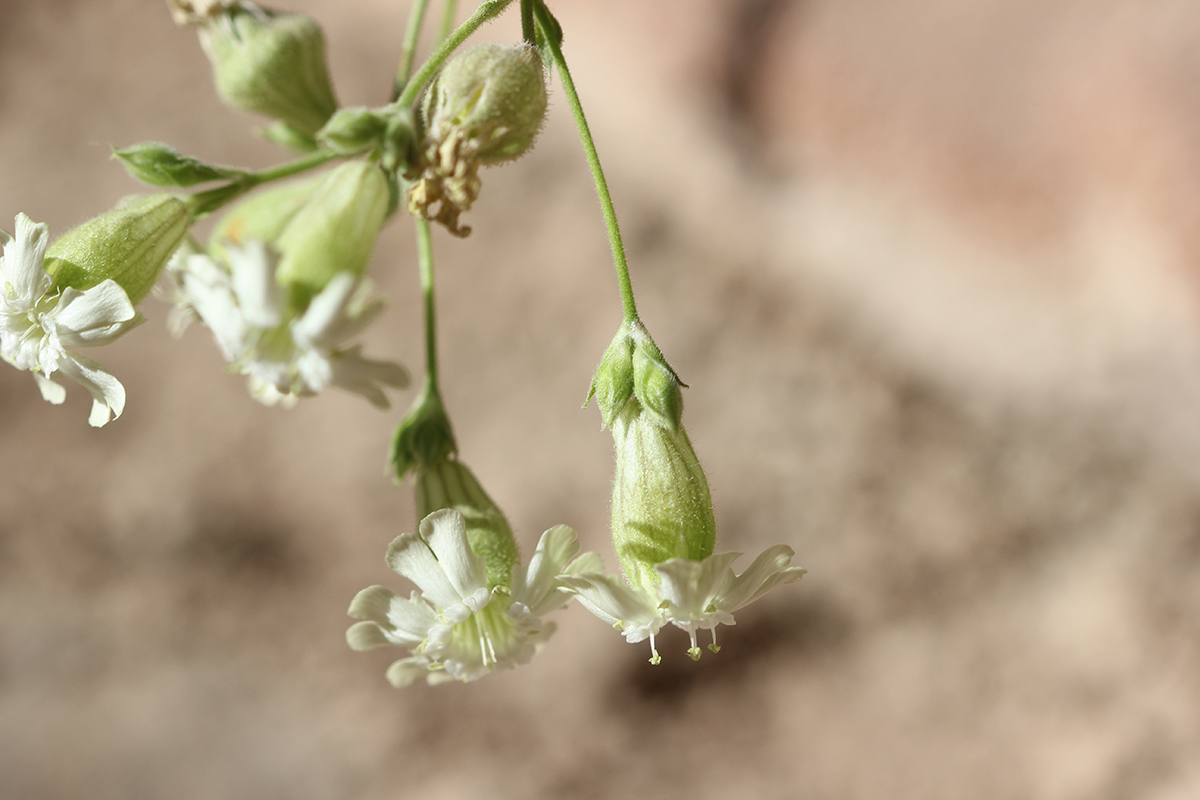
167, 239, 408, 407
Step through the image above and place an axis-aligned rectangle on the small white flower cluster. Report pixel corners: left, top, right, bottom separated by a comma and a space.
0, 214, 142, 427
167, 240, 408, 408
347, 508, 599, 687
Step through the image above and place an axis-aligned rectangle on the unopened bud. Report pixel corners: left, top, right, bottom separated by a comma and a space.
47, 194, 190, 305
207, 173, 325, 259
200, 3, 338, 138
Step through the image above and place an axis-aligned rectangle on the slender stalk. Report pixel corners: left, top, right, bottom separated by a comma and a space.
437, 0, 458, 44
416, 219, 440, 388
186, 150, 339, 218
533, 3, 638, 321
396, 0, 515, 109
247, 149, 338, 186
394, 0, 432, 101
520, 0, 535, 45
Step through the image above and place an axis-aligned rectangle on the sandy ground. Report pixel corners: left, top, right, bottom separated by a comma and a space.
2, 1, 1200, 798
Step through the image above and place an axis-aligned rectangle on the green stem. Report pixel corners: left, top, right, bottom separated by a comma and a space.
520, 0, 535, 44
437, 0, 459, 43
533, 3, 638, 321
186, 150, 338, 219
394, 0, 432, 101
416, 219, 440, 389
396, 0, 515, 109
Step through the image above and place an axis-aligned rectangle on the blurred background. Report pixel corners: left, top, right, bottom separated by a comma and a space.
3, 0, 1200, 797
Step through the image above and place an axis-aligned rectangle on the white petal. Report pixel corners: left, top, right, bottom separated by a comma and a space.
386, 591, 439, 643
32, 371, 66, 405
292, 272, 357, 348
54, 281, 143, 347
655, 552, 740, 619
385, 509, 487, 611
386, 657, 434, 688
55, 352, 126, 426
347, 585, 397, 622
346, 621, 393, 651
1, 214, 51, 307
717, 545, 807, 612
560, 572, 663, 643
226, 240, 282, 328
511, 524, 580, 616
327, 346, 409, 408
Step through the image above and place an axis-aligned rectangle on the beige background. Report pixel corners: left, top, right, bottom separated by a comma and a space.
3, 1, 1200, 798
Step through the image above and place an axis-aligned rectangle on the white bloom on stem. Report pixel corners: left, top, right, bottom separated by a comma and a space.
561, 546, 806, 664
347, 508, 593, 687
166, 239, 408, 408
0, 214, 143, 426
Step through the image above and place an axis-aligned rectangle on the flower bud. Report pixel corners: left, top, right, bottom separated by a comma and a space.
587, 320, 683, 430
317, 108, 388, 156
199, 3, 338, 138
409, 43, 548, 237
273, 162, 389, 303
416, 458, 521, 589
46, 194, 190, 305
586, 324, 635, 429
610, 401, 716, 590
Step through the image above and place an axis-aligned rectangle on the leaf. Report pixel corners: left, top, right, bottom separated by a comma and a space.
113, 142, 244, 187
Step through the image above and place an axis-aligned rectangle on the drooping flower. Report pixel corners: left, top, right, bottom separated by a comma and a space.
571, 319, 807, 662
0, 214, 144, 426
166, 239, 408, 407
562, 546, 806, 664
347, 508, 597, 687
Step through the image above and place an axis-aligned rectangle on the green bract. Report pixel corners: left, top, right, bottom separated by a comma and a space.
47, 194, 190, 305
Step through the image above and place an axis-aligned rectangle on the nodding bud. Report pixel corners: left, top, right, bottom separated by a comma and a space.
416, 458, 521, 589
408, 43, 548, 237
198, 2, 338, 140
273, 162, 389, 306
46, 194, 191, 305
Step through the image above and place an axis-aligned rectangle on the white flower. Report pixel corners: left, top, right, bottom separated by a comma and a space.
0, 214, 143, 427
166, 239, 409, 408
347, 508, 594, 687
561, 546, 806, 663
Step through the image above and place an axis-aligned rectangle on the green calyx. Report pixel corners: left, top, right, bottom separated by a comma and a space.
273, 161, 388, 305
610, 401, 716, 589
390, 378, 459, 484
587, 320, 684, 432
202, 4, 338, 138
207, 172, 325, 260
46, 194, 191, 305
416, 458, 520, 589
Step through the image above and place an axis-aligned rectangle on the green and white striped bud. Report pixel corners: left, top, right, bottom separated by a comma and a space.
46, 194, 190, 305
610, 400, 716, 590
416, 458, 521, 589
273, 161, 388, 304
198, 3, 338, 141
409, 43, 548, 237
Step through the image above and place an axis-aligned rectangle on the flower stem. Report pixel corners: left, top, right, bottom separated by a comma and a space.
393, 0, 432, 101
533, 3, 638, 322
520, 0, 536, 45
185, 150, 338, 219
396, 0, 515, 110
416, 218, 440, 390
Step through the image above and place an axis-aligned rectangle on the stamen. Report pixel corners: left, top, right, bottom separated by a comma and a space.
648, 633, 661, 665
687, 627, 701, 660
708, 628, 721, 654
